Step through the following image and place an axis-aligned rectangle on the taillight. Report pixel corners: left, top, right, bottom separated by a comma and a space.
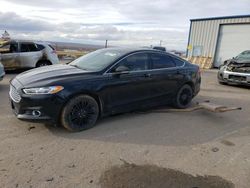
198, 67, 201, 76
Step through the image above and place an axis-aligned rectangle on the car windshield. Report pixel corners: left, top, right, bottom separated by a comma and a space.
235, 51, 250, 59
69, 48, 123, 71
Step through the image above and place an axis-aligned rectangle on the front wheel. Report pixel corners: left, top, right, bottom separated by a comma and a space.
61, 95, 99, 132
173, 84, 193, 109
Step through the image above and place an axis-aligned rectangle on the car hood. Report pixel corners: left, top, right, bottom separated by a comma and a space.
14, 64, 93, 87
226, 58, 250, 64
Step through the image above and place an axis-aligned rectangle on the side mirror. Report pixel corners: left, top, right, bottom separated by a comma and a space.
115, 65, 129, 73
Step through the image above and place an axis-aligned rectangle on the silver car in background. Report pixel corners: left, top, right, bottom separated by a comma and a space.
218, 50, 250, 86
0, 40, 59, 69
0, 57, 5, 81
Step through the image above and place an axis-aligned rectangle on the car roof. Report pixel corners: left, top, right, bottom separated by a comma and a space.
7, 39, 50, 45
101, 47, 168, 54
100, 47, 177, 58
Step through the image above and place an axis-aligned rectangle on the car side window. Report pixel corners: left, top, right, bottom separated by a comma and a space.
0, 44, 10, 53
10, 43, 18, 53
172, 57, 185, 67
151, 53, 176, 69
20, 43, 29, 52
0, 43, 18, 53
36, 44, 45, 51
28, 44, 38, 52
20, 43, 38, 52
114, 53, 149, 72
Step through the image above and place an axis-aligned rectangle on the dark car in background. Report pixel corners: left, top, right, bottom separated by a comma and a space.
9, 48, 201, 132
218, 50, 250, 86
153, 46, 166, 52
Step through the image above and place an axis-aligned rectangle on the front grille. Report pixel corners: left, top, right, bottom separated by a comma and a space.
9, 85, 21, 103
229, 75, 247, 82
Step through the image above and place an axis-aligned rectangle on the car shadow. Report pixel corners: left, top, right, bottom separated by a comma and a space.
45, 94, 248, 147
5, 68, 29, 74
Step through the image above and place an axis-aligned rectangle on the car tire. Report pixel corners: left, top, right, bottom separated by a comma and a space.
218, 80, 227, 85
36, 60, 51, 67
173, 84, 193, 109
61, 95, 99, 132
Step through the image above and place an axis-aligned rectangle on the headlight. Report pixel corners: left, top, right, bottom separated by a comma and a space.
23, 86, 64, 94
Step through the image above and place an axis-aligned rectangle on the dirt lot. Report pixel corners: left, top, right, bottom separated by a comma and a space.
0, 70, 250, 188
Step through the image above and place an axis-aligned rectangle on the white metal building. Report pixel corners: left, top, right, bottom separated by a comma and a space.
186, 15, 250, 67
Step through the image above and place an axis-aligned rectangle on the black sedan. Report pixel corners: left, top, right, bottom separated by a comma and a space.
9, 48, 201, 131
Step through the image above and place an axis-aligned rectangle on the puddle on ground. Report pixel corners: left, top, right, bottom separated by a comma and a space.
100, 163, 234, 188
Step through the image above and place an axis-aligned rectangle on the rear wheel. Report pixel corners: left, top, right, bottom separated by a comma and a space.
36, 60, 51, 67
61, 95, 99, 132
174, 84, 193, 109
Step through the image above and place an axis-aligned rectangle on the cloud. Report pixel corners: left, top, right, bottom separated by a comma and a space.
0, 12, 54, 32
0, 10, 188, 49
1, 0, 250, 50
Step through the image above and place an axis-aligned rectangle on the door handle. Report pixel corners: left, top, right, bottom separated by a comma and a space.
144, 73, 151, 78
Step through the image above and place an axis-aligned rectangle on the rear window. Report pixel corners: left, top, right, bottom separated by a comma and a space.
48, 45, 55, 50
36, 44, 45, 51
151, 53, 176, 69
173, 57, 185, 67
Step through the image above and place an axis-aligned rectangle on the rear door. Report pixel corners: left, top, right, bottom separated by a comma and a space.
19, 43, 43, 68
148, 52, 183, 102
102, 52, 152, 113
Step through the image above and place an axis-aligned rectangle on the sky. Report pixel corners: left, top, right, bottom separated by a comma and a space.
0, 0, 250, 50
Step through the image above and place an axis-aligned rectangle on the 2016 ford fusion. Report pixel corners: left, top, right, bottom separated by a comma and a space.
9, 48, 201, 132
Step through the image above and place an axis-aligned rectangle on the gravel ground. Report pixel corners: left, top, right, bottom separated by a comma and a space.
0, 69, 249, 188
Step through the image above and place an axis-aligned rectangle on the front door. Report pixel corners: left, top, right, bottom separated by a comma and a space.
102, 52, 152, 113
0, 42, 20, 69
19, 43, 42, 68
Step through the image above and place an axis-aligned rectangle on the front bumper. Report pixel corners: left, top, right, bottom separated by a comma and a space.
218, 70, 250, 86
9, 85, 65, 123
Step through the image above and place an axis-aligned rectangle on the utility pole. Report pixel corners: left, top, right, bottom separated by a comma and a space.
105, 40, 108, 48
160, 40, 162, 46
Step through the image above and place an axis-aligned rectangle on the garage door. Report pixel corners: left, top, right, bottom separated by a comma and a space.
214, 24, 250, 67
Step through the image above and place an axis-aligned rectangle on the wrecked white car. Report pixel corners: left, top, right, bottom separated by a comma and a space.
218, 51, 250, 86
0, 40, 59, 69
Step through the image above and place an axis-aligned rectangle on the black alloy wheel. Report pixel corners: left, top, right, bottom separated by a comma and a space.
61, 95, 99, 132
174, 84, 193, 109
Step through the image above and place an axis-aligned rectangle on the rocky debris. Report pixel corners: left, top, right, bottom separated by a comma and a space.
28, 126, 35, 131
211, 147, 219, 152
67, 164, 76, 168
46, 177, 54, 182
